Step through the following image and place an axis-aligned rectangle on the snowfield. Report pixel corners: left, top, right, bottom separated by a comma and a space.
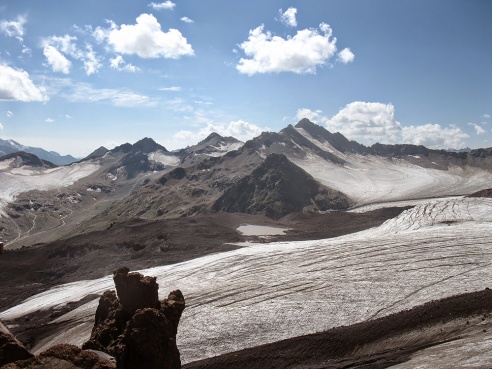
2, 197, 492, 365
291, 127, 492, 206
0, 161, 99, 217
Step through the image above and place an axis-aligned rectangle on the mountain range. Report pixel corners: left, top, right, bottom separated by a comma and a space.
1, 118, 492, 249
0, 139, 78, 166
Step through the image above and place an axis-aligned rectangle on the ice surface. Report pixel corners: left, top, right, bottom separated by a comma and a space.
206, 142, 244, 157
0, 162, 99, 217
147, 152, 180, 166
292, 127, 492, 206
1, 197, 492, 363
236, 224, 289, 236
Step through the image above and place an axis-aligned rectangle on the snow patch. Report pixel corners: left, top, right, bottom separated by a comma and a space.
147, 152, 180, 166
0, 163, 99, 218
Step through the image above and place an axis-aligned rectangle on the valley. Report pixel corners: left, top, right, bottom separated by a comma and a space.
1, 119, 492, 368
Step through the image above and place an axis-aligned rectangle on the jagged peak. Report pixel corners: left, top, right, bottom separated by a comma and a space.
133, 137, 168, 153
83, 146, 109, 161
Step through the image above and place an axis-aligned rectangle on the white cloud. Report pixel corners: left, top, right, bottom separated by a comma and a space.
159, 86, 182, 91
83, 44, 101, 75
180, 17, 194, 24
0, 123, 3, 130
401, 124, 469, 149
0, 15, 26, 41
279, 7, 297, 27
468, 122, 486, 135
483, 114, 491, 119
337, 48, 355, 63
43, 45, 72, 74
104, 14, 194, 59
42, 35, 101, 75
109, 55, 139, 72
6, 111, 13, 118
65, 83, 157, 107
325, 102, 402, 143
0, 65, 47, 102
236, 23, 337, 75
148, 1, 176, 10
174, 119, 267, 144
297, 101, 470, 149
45, 118, 54, 123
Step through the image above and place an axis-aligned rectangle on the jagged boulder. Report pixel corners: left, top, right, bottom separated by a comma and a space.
83, 268, 185, 369
0, 344, 115, 369
113, 267, 160, 315
0, 321, 33, 367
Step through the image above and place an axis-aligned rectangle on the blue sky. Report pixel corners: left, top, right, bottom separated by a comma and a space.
0, 0, 491, 157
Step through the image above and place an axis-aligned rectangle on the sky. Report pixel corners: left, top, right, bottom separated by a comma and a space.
0, 0, 491, 157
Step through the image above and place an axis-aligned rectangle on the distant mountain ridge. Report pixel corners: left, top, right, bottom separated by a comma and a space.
0, 139, 78, 165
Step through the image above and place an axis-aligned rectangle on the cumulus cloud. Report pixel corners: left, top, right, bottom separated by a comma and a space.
401, 124, 469, 149
104, 14, 194, 59
6, 111, 13, 118
483, 113, 491, 119
0, 15, 26, 41
468, 122, 486, 135
42, 35, 101, 75
43, 45, 72, 74
326, 102, 403, 143
174, 119, 267, 143
0, 123, 3, 130
236, 23, 337, 75
180, 17, 194, 24
297, 101, 470, 149
45, 118, 54, 123
65, 83, 157, 107
0, 65, 47, 102
148, 1, 176, 10
279, 7, 297, 27
337, 48, 355, 63
109, 55, 139, 72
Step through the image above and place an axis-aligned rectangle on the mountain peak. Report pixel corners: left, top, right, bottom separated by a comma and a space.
133, 137, 168, 153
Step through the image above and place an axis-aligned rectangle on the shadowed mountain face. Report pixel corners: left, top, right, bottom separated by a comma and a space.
212, 153, 350, 219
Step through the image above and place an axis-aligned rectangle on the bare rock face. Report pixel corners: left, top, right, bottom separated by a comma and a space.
83, 268, 185, 369
0, 320, 33, 367
0, 344, 115, 369
113, 267, 160, 315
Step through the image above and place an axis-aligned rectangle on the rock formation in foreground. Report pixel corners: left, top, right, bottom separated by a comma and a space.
83, 267, 185, 369
0, 268, 185, 369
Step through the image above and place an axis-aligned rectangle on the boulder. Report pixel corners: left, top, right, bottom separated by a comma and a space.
113, 267, 160, 315
0, 320, 32, 367
84, 268, 185, 369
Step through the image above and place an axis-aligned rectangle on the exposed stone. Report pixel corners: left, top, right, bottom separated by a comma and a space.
112, 267, 159, 315
83, 268, 185, 369
0, 344, 115, 369
0, 320, 33, 367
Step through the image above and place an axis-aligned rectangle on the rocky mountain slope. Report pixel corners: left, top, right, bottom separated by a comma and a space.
212, 153, 350, 219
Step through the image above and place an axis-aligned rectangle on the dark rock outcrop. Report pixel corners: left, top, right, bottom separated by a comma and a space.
113, 267, 160, 315
83, 268, 185, 369
467, 188, 492, 198
212, 153, 350, 219
0, 321, 33, 367
1, 344, 116, 369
